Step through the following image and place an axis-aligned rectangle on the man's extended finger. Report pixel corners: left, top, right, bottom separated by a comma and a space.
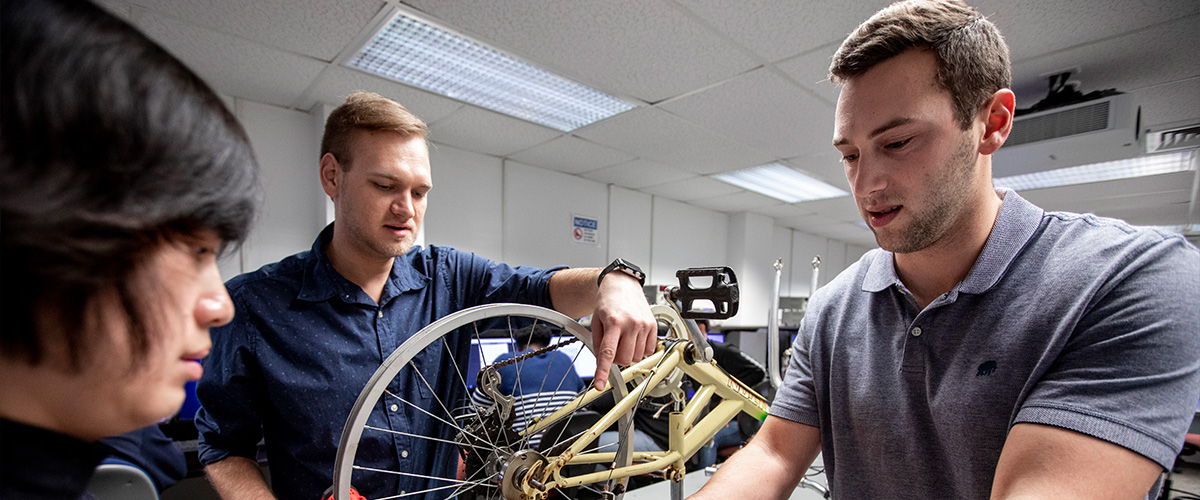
592, 321, 617, 391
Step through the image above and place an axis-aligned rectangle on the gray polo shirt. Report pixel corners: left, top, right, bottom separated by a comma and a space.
771, 189, 1200, 499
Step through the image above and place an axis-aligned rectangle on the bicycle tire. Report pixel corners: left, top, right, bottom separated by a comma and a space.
333, 303, 633, 500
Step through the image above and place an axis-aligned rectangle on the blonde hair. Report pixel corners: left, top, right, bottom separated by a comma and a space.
320, 91, 429, 168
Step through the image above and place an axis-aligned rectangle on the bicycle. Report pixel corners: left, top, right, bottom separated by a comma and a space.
332, 267, 769, 500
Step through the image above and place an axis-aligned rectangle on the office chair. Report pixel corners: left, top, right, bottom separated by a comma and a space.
85, 461, 159, 500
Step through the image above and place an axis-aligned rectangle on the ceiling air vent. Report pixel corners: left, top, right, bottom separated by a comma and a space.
994, 93, 1140, 178
1145, 124, 1200, 154
1007, 99, 1112, 147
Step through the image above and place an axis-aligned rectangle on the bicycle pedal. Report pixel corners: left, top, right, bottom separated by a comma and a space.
670, 267, 739, 319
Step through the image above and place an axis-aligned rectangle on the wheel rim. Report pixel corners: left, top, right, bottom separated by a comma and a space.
334, 303, 632, 500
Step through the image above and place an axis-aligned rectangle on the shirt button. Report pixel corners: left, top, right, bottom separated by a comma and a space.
911, 327, 923, 337
390, 404, 399, 412
401, 450, 409, 458
377, 310, 383, 318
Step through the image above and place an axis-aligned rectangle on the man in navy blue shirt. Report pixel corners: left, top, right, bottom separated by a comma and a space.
195, 91, 657, 500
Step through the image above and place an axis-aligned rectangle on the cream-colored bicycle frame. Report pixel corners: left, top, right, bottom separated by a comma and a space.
515, 304, 770, 499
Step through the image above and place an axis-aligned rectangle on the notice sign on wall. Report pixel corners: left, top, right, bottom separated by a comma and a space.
571, 214, 599, 245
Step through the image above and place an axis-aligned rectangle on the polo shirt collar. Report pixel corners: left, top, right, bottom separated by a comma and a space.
298, 223, 431, 303
862, 188, 1043, 295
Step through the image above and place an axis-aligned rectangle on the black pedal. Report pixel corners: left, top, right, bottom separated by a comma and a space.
668, 267, 739, 319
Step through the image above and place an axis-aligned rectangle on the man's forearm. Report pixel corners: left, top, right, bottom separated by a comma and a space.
690, 417, 821, 500
547, 267, 602, 318
205, 456, 276, 500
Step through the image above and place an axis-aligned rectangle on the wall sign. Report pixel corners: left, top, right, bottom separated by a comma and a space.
571, 214, 598, 245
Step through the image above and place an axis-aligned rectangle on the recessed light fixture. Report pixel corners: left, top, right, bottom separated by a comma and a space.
713, 163, 848, 203
347, 10, 637, 132
993, 150, 1196, 191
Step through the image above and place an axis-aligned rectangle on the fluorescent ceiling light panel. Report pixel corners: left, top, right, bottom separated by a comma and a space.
714, 163, 848, 203
994, 150, 1196, 191
348, 11, 636, 132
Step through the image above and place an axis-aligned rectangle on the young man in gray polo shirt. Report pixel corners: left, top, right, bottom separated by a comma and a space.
691, 1, 1200, 499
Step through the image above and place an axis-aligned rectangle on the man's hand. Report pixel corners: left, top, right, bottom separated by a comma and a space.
547, 267, 657, 390
588, 272, 656, 390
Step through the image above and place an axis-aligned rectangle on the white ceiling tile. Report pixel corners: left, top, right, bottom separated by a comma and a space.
402, 0, 756, 102
1010, 15, 1200, 105
793, 196, 861, 223
1134, 78, 1200, 130
639, 176, 742, 201
660, 68, 837, 159
1015, 171, 1195, 211
677, 0, 889, 63
1137, 77, 1200, 130
782, 152, 850, 190
575, 108, 774, 175
775, 48, 842, 106
299, 65, 464, 123
427, 106, 563, 157
976, 0, 1200, 65
581, 159, 696, 190
755, 203, 818, 219
132, 11, 327, 108
507, 136, 637, 175
688, 191, 783, 213
131, 0, 384, 60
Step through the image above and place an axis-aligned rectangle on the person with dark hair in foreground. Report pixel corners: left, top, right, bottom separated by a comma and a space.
691, 1, 1200, 499
0, 0, 260, 497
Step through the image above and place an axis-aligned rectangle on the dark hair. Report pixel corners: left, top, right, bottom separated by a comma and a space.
320, 91, 429, 170
829, 0, 1011, 130
1, 0, 261, 369
515, 324, 556, 350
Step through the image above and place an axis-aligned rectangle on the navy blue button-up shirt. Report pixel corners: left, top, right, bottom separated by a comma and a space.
196, 224, 561, 500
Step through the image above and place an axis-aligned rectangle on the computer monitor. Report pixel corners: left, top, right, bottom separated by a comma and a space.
551, 336, 598, 380
466, 337, 515, 388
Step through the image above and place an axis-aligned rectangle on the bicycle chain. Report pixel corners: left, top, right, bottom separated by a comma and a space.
485, 336, 582, 370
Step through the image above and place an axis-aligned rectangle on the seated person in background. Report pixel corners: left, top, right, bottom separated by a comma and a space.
470, 323, 586, 449
0, 0, 259, 498
97, 425, 188, 493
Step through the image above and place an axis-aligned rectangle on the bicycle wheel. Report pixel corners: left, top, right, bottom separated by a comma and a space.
334, 303, 633, 500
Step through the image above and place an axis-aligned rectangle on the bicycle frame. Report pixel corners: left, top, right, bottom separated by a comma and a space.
515, 304, 770, 499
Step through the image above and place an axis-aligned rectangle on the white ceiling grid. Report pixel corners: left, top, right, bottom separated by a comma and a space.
98, 0, 1200, 248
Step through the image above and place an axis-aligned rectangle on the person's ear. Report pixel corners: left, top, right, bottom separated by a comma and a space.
979, 89, 1015, 156
319, 153, 340, 199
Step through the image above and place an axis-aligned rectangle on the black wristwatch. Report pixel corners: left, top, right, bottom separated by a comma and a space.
598, 258, 646, 287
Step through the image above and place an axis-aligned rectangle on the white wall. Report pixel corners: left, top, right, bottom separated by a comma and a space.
424, 144, 504, 261
649, 197, 729, 286
218, 97, 324, 280
503, 160, 609, 269
607, 186, 653, 269
219, 95, 873, 335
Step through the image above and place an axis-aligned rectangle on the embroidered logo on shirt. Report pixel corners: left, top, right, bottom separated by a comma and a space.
977, 360, 997, 376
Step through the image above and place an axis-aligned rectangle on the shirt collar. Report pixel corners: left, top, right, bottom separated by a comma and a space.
298, 223, 431, 303
862, 188, 1043, 295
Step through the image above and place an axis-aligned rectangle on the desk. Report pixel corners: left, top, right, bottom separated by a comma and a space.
623, 455, 829, 500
